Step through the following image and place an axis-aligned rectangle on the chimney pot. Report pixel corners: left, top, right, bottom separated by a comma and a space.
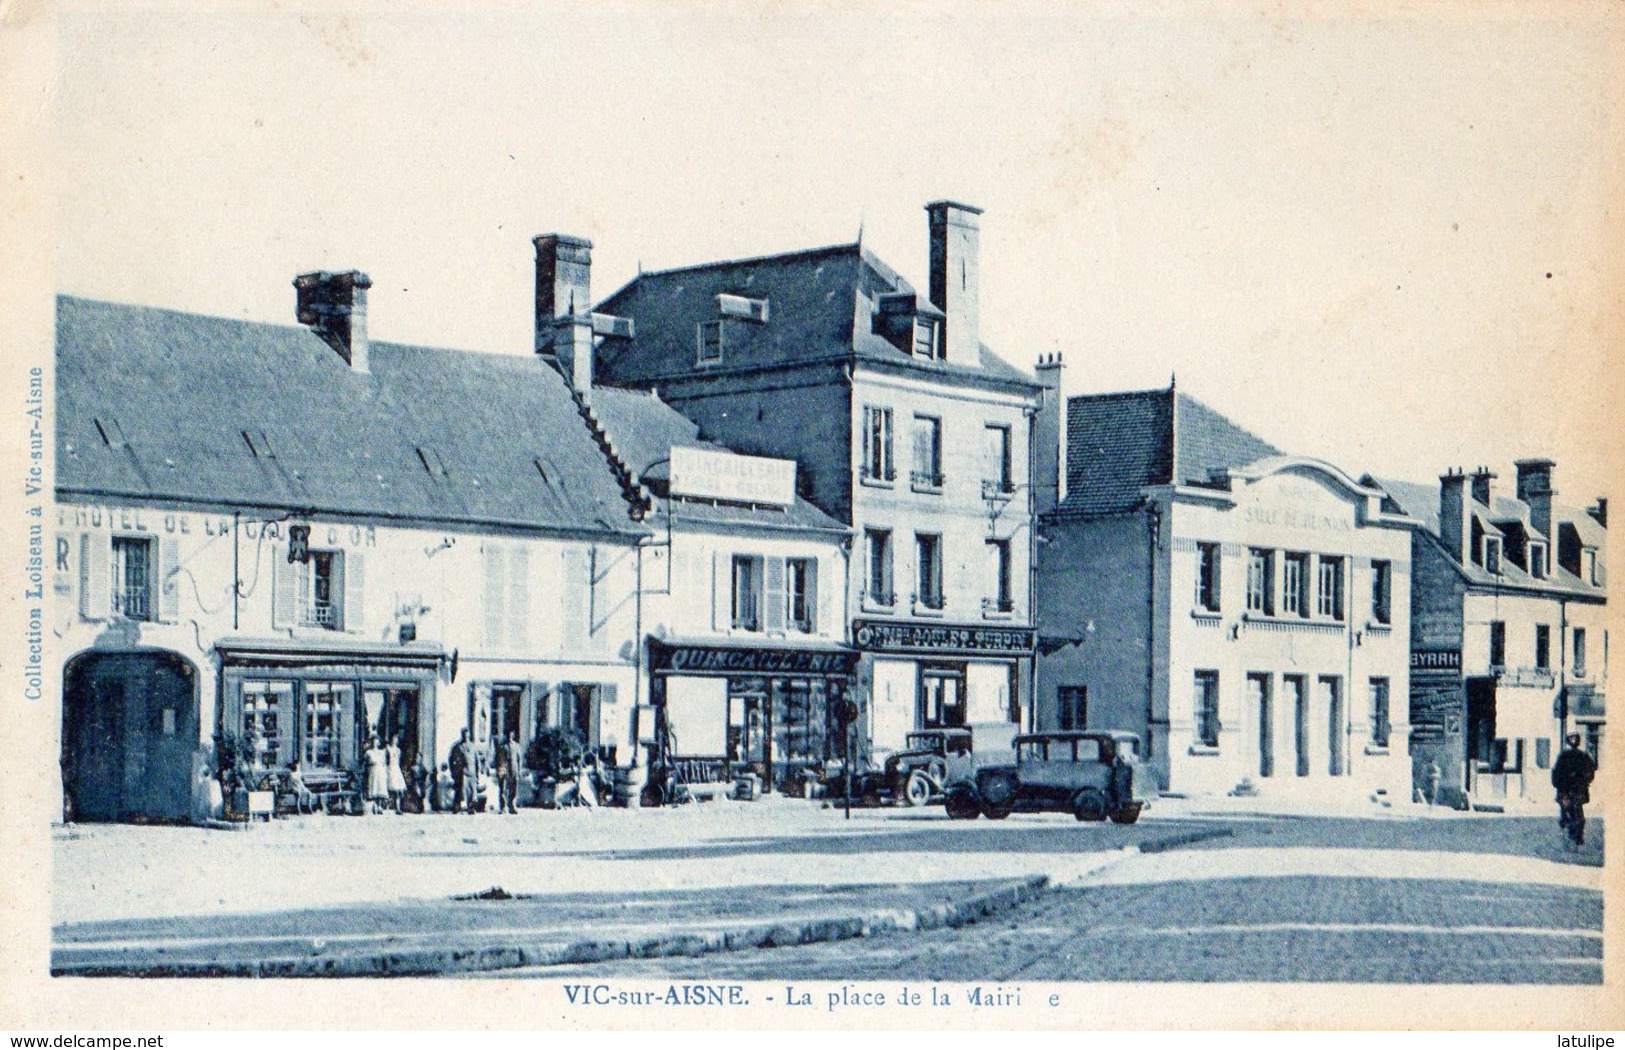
294, 270, 371, 372
1515, 458, 1557, 538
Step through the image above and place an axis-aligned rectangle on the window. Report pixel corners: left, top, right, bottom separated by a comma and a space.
110, 536, 153, 621
1574, 627, 1588, 678
241, 680, 293, 768
1195, 543, 1221, 613
301, 681, 353, 770
912, 318, 939, 359
1484, 535, 1502, 575
696, 320, 722, 364
1057, 685, 1088, 731
1529, 543, 1547, 579
1489, 620, 1506, 670
1193, 671, 1221, 748
1368, 677, 1391, 749
1246, 548, 1274, 615
731, 555, 762, 631
915, 533, 944, 610
1317, 556, 1344, 620
1371, 560, 1391, 625
299, 550, 340, 628
919, 667, 966, 729
1535, 737, 1552, 769
1535, 625, 1551, 671
987, 539, 1013, 612
911, 415, 943, 490
786, 558, 816, 633
1282, 553, 1310, 617
1582, 548, 1598, 585
861, 406, 894, 483
983, 424, 1013, 495
865, 528, 893, 606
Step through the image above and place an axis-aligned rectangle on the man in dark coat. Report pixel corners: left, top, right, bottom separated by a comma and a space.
494, 731, 521, 814
450, 728, 479, 814
1551, 734, 1597, 847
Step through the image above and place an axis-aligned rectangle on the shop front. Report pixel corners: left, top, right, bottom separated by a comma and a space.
648, 638, 858, 794
852, 619, 1035, 751
215, 638, 445, 792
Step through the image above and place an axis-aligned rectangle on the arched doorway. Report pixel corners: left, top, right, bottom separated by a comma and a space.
62, 650, 198, 822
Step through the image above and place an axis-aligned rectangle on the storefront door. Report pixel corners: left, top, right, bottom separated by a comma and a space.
366, 686, 421, 772
919, 665, 967, 729
62, 650, 197, 823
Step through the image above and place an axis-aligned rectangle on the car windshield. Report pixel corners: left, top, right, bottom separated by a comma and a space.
905, 734, 943, 752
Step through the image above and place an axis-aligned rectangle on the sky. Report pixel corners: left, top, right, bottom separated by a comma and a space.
49, 2, 1624, 505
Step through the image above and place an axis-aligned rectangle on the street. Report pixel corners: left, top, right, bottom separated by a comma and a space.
51, 797, 1604, 982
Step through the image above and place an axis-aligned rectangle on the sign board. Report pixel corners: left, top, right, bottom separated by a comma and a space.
669, 446, 796, 507
1410, 648, 1461, 671
852, 619, 1037, 655
650, 640, 857, 677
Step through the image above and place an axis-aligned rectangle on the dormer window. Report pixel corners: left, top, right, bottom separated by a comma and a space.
1529, 542, 1547, 579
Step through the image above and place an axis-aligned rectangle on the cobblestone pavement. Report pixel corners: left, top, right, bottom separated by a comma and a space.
518, 813, 1605, 983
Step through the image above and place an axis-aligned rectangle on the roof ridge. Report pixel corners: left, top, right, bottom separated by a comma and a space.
632, 241, 861, 279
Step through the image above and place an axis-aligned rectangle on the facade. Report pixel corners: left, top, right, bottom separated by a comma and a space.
1035, 383, 1418, 797
1379, 463, 1607, 805
54, 279, 652, 822
592, 201, 1045, 754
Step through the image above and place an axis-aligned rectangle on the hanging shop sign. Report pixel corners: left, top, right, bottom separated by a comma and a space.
851, 619, 1036, 655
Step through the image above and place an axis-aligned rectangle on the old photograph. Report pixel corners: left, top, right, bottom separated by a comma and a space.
1, 0, 1620, 1032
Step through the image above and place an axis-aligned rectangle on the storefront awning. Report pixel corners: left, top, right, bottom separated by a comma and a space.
649, 636, 858, 677
215, 636, 448, 670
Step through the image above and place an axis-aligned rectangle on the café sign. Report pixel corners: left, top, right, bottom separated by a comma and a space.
670, 447, 796, 508
852, 620, 1037, 655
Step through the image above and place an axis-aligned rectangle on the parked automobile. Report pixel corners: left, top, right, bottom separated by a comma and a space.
943, 731, 1153, 823
880, 722, 1020, 806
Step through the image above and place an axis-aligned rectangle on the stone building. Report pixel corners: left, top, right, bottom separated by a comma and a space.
1035, 382, 1419, 798
1379, 462, 1607, 805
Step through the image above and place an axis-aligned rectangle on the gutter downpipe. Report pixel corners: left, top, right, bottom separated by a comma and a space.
1026, 402, 1040, 734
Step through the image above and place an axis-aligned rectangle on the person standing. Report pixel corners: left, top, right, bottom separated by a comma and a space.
449, 728, 479, 814
361, 735, 389, 815
385, 735, 407, 814
494, 731, 521, 814
1552, 734, 1597, 848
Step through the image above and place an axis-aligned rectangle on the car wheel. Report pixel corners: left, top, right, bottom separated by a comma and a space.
944, 785, 980, 820
979, 770, 1018, 808
983, 804, 1012, 820
1109, 802, 1142, 825
1072, 789, 1108, 822
903, 770, 934, 807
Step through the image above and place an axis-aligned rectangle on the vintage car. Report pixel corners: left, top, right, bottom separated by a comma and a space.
879, 722, 1020, 806
943, 730, 1153, 823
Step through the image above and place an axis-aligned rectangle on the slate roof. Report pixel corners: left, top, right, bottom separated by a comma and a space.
594, 242, 1038, 391
587, 385, 848, 534
1375, 474, 1606, 598
1054, 387, 1281, 517
56, 295, 650, 537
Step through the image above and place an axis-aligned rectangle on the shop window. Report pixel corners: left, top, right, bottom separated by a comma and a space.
1573, 627, 1588, 678
1247, 548, 1274, 615
1057, 685, 1088, 731
1193, 670, 1220, 748
983, 424, 1013, 495
861, 405, 894, 483
301, 681, 354, 771
1195, 542, 1221, 613
1368, 677, 1390, 749
1535, 625, 1551, 671
1371, 560, 1392, 625
786, 557, 817, 633
919, 667, 966, 729
865, 528, 893, 606
110, 535, 154, 621
911, 414, 943, 491
915, 533, 944, 611
731, 555, 763, 632
1282, 552, 1310, 617
241, 680, 293, 768
1317, 556, 1344, 620
1489, 620, 1506, 670
987, 539, 1013, 613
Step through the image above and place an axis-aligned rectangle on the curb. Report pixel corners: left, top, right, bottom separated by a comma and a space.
52, 875, 1048, 978
1136, 826, 1234, 854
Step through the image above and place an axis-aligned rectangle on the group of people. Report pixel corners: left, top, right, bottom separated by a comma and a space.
358, 734, 410, 814
442, 728, 524, 814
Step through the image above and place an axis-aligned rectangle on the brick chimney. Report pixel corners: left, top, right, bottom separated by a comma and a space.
1589, 497, 1607, 528
1439, 468, 1470, 562
1515, 458, 1556, 539
926, 200, 983, 367
1033, 352, 1065, 516
1468, 466, 1496, 507
294, 270, 371, 372
534, 234, 595, 400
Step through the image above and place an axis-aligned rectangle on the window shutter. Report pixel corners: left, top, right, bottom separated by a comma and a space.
158, 536, 181, 622
712, 551, 725, 632
812, 558, 828, 635
343, 550, 365, 631
508, 544, 531, 653
482, 544, 504, 650
764, 557, 786, 633
79, 533, 109, 620
562, 548, 589, 653
271, 546, 297, 629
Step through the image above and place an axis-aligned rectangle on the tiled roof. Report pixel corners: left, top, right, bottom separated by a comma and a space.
1054, 388, 1280, 516
594, 242, 1037, 390
56, 295, 651, 536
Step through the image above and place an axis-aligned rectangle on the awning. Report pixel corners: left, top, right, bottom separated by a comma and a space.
215, 636, 447, 670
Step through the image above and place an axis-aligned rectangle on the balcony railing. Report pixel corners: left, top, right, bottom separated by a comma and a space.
910, 469, 945, 492
1498, 666, 1556, 689
981, 479, 1017, 500
299, 601, 337, 629
113, 588, 151, 621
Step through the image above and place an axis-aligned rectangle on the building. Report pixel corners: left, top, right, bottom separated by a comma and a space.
591, 202, 1046, 754
1378, 462, 1607, 805
54, 274, 653, 822
1035, 382, 1419, 798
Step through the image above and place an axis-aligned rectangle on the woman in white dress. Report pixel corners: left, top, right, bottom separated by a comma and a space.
362, 735, 389, 815
385, 735, 407, 813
